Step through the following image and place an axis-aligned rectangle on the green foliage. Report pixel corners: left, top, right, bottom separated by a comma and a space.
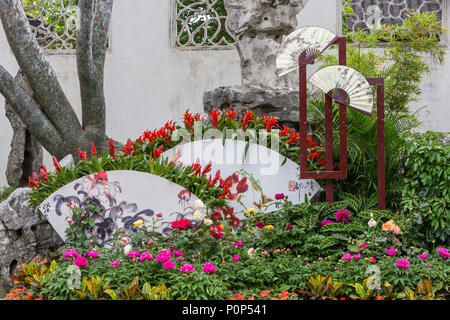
0, 186, 14, 202
169, 272, 229, 300
401, 132, 450, 248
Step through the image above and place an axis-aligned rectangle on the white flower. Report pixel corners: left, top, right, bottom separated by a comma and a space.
193, 210, 202, 221
194, 199, 205, 210
124, 244, 132, 255
203, 218, 213, 226
368, 218, 377, 228
247, 248, 256, 259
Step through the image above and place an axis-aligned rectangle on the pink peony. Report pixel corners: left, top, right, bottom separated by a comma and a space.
234, 241, 243, 247
87, 251, 99, 259
419, 253, 428, 260
127, 251, 141, 258
139, 252, 153, 262
74, 256, 88, 268
336, 210, 350, 223
256, 221, 265, 229
110, 261, 120, 268
352, 253, 361, 260
275, 193, 287, 200
180, 264, 195, 273
342, 253, 352, 260
321, 220, 334, 227
162, 260, 176, 270
286, 224, 293, 230
173, 250, 184, 256
202, 262, 216, 274
156, 250, 171, 262
178, 256, 185, 261
437, 248, 450, 258
233, 256, 240, 262
396, 259, 410, 268
64, 249, 79, 260
359, 243, 368, 248
121, 237, 131, 246
386, 248, 396, 256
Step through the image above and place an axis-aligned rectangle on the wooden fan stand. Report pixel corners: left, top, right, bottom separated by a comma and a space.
298, 37, 386, 210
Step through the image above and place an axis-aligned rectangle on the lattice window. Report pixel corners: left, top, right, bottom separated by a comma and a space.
175, 0, 235, 48
344, 0, 443, 33
23, 0, 78, 51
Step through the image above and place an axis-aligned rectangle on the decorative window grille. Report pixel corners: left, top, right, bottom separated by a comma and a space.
175, 0, 235, 48
344, 0, 443, 33
22, 0, 78, 51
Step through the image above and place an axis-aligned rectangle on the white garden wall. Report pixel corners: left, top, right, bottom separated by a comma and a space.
0, 0, 448, 187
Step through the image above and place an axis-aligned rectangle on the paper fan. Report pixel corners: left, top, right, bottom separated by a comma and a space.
309, 66, 374, 114
276, 26, 338, 77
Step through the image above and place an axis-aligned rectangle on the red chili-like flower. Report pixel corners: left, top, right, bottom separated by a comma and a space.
210, 110, 221, 128
122, 139, 135, 156
262, 116, 278, 131
288, 132, 300, 144
109, 138, 116, 158
209, 225, 224, 240
241, 111, 253, 130
225, 110, 237, 120
171, 219, 191, 230
184, 112, 194, 131
40, 166, 49, 181
202, 161, 212, 176
90, 141, 97, 157
150, 145, 164, 160
236, 176, 248, 194
279, 125, 293, 137
52, 155, 61, 172
78, 147, 87, 161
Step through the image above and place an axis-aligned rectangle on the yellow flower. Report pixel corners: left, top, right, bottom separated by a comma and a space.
246, 207, 257, 216
133, 219, 144, 227
265, 225, 274, 230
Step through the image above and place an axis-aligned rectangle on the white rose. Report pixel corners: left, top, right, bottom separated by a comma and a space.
203, 218, 213, 226
124, 244, 132, 255
368, 218, 377, 228
194, 199, 205, 210
193, 210, 202, 221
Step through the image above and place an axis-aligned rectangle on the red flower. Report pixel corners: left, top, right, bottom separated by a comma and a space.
109, 138, 116, 158
150, 145, 164, 160
236, 176, 248, 194
279, 125, 293, 137
318, 159, 326, 167
52, 155, 61, 172
40, 166, 49, 181
78, 148, 87, 161
202, 161, 212, 176
209, 110, 221, 128
90, 141, 97, 157
288, 132, 300, 144
210, 225, 224, 240
184, 112, 194, 131
241, 111, 253, 130
262, 116, 278, 131
122, 139, 135, 156
256, 221, 265, 229
225, 110, 237, 120
171, 219, 191, 230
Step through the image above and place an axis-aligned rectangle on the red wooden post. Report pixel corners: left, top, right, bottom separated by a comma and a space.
325, 94, 334, 202
377, 84, 386, 210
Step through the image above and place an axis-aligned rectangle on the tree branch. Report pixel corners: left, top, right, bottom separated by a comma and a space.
0, 65, 65, 157
0, 0, 83, 142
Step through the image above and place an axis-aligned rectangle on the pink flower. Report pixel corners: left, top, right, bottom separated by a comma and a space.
156, 250, 171, 262
352, 254, 361, 260
370, 257, 377, 264
342, 253, 352, 260
336, 210, 350, 223
110, 261, 120, 268
63, 249, 79, 260
286, 224, 293, 230
262, 250, 270, 255
359, 243, 368, 248
275, 193, 286, 200
256, 221, 265, 229
67, 218, 73, 224
321, 220, 334, 227
121, 237, 131, 246
87, 251, 99, 259
437, 248, 450, 258
234, 241, 243, 247
139, 252, 153, 262
127, 251, 141, 258
180, 264, 195, 273
74, 256, 88, 268
233, 256, 240, 262
419, 253, 428, 260
178, 256, 185, 261
173, 250, 184, 256
202, 262, 216, 274
162, 260, 176, 270
396, 259, 410, 268
386, 248, 396, 256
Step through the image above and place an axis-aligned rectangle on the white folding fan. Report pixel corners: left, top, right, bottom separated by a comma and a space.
309, 66, 374, 114
276, 26, 338, 77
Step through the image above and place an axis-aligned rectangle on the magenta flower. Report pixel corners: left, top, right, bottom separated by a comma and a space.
139, 252, 153, 262
386, 248, 396, 256
256, 221, 265, 229
370, 257, 377, 264
127, 251, 141, 258
173, 250, 184, 256
110, 261, 120, 268
352, 253, 361, 260
178, 256, 185, 261
286, 224, 293, 230
74, 256, 88, 268
202, 262, 216, 274
63, 249, 79, 260
396, 259, 410, 269
162, 260, 176, 270
336, 210, 350, 223
262, 250, 270, 255
275, 193, 287, 200
87, 251, 99, 259
156, 250, 172, 262
234, 241, 243, 247
233, 256, 240, 262
342, 253, 352, 260
321, 220, 334, 227
180, 264, 195, 273
359, 243, 368, 248
419, 253, 428, 260
437, 248, 450, 258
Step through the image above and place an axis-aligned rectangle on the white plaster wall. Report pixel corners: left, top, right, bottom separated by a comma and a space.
0, 0, 448, 187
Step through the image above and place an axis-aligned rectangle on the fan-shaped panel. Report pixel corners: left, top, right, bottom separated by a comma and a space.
309, 66, 374, 114
276, 26, 338, 76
